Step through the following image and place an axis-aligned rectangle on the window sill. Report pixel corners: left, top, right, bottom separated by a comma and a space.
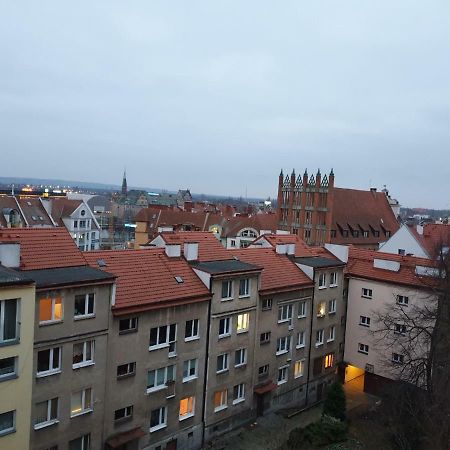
235, 363, 247, 369
216, 369, 229, 375
117, 372, 135, 380
315, 343, 323, 348
276, 350, 289, 356
316, 314, 325, 318
218, 334, 231, 340
182, 376, 198, 383
184, 336, 200, 342
361, 296, 372, 300
36, 369, 61, 378
0, 339, 20, 348
70, 408, 93, 419
74, 314, 96, 321
39, 320, 63, 327
296, 345, 305, 350
328, 311, 336, 315
34, 419, 59, 430
326, 339, 335, 343
146, 385, 167, 394
232, 398, 245, 405
277, 380, 287, 386
0, 428, 15, 437
297, 315, 306, 319
72, 361, 95, 370
294, 373, 304, 379
0, 372, 17, 382
214, 405, 228, 413
149, 344, 169, 351
329, 284, 338, 288
277, 319, 291, 325
237, 329, 249, 334
220, 297, 234, 302
149, 424, 167, 433
238, 295, 250, 299
318, 286, 327, 290
179, 413, 195, 422
119, 329, 138, 335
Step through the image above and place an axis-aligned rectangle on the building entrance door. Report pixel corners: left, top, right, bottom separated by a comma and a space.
166, 439, 177, 450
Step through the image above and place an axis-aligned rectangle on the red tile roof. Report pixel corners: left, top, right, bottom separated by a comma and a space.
49, 198, 83, 226
410, 223, 450, 258
331, 188, 400, 246
84, 248, 211, 315
16, 197, 55, 226
346, 246, 437, 289
220, 214, 278, 238
251, 234, 317, 257
229, 248, 313, 295
0, 227, 87, 270
153, 231, 231, 262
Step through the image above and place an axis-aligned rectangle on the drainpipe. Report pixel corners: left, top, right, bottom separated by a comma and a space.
304, 270, 316, 408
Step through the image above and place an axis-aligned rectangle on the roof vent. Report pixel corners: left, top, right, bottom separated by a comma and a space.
97, 259, 107, 267
175, 276, 184, 283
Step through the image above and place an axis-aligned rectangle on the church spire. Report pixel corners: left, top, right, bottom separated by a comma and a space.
121, 169, 127, 196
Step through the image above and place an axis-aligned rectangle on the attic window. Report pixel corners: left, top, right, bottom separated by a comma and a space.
175, 276, 184, 284
31, 215, 37, 221
97, 259, 107, 267
27, 201, 32, 206
39, 216, 44, 221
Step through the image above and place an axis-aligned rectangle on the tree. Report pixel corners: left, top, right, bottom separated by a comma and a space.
322, 381, 347, 422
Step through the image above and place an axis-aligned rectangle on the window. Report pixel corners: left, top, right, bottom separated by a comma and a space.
258, 364, 269, 377
398, 249, 406, 256
39, 297, 62, 324
392, 353, 404, 364
298, 300, 307, 318
277, 366, 288, 385
394, 323, 407, 335
69, 434, 90, 450
119, 317, 138, 333
329, 272, 338, 286
183, 359, 198, 381
0, 356, 17, 381
0, 299, 18, 343
217, 353, 229, 373
72, 340, 94, 368
221, 280, 233, 300
150, 406, 167, 432
362, 288, 373, 299
230, 239, 236, 247
74, 220, 78, 228
235, 348, 247, 367
397, 295, 409, 306
236, 313, 249, 333
328, 299, 336, 314
179, 396, 195, 420
324, 353, 334, 369
185, 319, 199, 341
327, 326, 335, 342
358, 343, 369, 354
37, 347, 61, 376
317, 302, 326, 317
239, 278, 250, 297
117, 362, 136, 378
114, 405, 133, 421
296, 331, 306, 348
74, 294, 94, 319
262, 298, 272, 310
359, 316, 371, 327
214, 389, 228, 412
70, 388, 92, 417
149, 324, 177, 356
318, 273, 326, 289
147, 365, 175, 392
276, 336, 291, 355
0, 410, 15, 436
278, 304, 293, 323
233, 383, 245, 404
260, 331, 271, 344
315, 329, 324, 346
294, 359, 305, 378
241, 229, 257, 238
34, 398, 58, 429
218, 317, 231, 338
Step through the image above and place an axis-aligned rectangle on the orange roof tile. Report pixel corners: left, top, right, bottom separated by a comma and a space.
229, 248, 313, 294
84, 248, 211, 314
0, 227, 87, 270
410, 223, 450, 258
252, 233, 318, 257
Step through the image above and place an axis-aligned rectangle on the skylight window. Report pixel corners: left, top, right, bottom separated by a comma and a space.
97, 259, 107, 267
175, 276, 184, 284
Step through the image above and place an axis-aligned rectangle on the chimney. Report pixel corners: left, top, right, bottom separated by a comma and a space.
184, 242, 199, 261
416, 225, 424, 235
287, 243, 296, 256
275, 243, 287, 255
370, 187, 377, 193
165, 244, 181, 258
0, 242, 20, 268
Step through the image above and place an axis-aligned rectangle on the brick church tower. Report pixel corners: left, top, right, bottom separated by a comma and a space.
277, 169, 335, 245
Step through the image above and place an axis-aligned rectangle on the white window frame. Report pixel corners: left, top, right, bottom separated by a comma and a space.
394, 323, 407, 335
0, 410, 15, 436
37, 347, 61, 377
317, 301, 326, 317
69, 434, 90, 450
318, 272, 327, 289
362, 288, 373, 299
278, 304, 293, 323
328, 299, 336, 314
329, 272, 338, 287
260, 331, 271, 344
0, 298, 19, 343
294, 359, 305, 378
183, 359, 198, 382
114, 405, 133, 422
179, 396, 195, 421
296, 331, 305, 349
72, 340, 95, 369
39, 297, 63, 324
392, 353, 404, 364
239, 278, 250, 298
119, 317, 138, 333
359, 316, 371, 327
233, 383, 245, 405
34, 397, 59, 430
0, 356, 17, 381
214, 389, 228, 412
74, 293, 95, 319
276, 336, 291, 355
184, 319, 199, 341
258, 364, 269, 377
236, 313, 250, 333
262, 298, 273, 310
297, 300, 307, 318
277, 365, 288, 385
397, 295, 409, 306
327, 326, 335, 342
217, 353, 229, 373
149, 324, 177, 356
117, 362, 136, 378
150, 406, 167, 432
147, 365, 176, 393
358, 343, 369, 354
221, 280, 233, 300
234, 348, 247, 367
70, 388, 93, 418
218, 317, 231, 338
315, 329, 324, 347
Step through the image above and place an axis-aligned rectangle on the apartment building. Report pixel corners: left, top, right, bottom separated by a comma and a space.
85, 247, 212, 450
0, 228, 116, 450
0, 247, 35, 450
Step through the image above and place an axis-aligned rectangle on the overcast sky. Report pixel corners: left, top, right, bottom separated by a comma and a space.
1, 2, 449, 208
